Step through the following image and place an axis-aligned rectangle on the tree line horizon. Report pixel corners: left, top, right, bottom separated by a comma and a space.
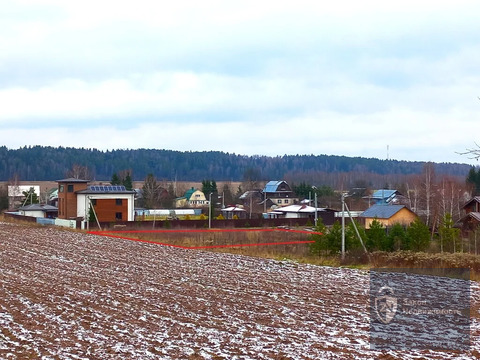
0, 146, 474, 186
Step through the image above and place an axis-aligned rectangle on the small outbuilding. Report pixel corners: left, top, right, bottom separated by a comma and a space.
18, 204, 58, 218
221, 206, 247, 219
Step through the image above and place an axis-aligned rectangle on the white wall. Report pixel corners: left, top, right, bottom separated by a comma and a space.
77, 193, 135, 221
20, 210, 44, 218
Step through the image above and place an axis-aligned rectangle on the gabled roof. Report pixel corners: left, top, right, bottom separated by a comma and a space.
222, 206, 247, 212
459, 212, 480, 223
183, 187, 199, 200
371, 189, 398, 199
360, 204, 408, 219
263, 180, 289, 193
56, 178, 89, 183
239, 190, 262, 200
274, 204, 323, 213
18, 204, 58, 212
463, 196, 480, 209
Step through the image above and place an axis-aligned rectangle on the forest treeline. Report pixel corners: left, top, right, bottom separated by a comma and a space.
0, 146, 473, 186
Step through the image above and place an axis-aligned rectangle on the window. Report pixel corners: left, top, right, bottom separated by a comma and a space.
67, 184, 74, 192
116, 199, 123, 206
115, 212, 123, 220
285, 199, 289, 204
277, 199, 282, 204
59, 185, 64, 193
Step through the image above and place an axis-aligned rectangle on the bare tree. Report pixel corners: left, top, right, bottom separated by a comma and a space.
422, 162, 436, 227
458, 142, 480, 160
142, 174, 163, 209
66, 164, 92, 180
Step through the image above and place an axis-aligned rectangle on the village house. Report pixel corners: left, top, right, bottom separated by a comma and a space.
175, 187, 209, 208
359, 204, 418, 229
57, 178, 136, 223
221, 206, 247, 219
362, 189, 407, 207
262, 180, 299, 209
17, 203, 58, 218
459, 196, 480, 234
265, 204, 335, 225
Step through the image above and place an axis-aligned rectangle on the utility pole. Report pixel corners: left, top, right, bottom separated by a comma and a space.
209, 192, 212, 229
341, 192, 346, 260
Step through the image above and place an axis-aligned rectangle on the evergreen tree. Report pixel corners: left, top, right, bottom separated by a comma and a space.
325, 221, 342, 254
21, 187, 39, 205
366, 219, 387, 251
309, 218, 328, 255
466, 167, 480, 195
406, 218, 431, 252
438, 213, 460, 252
346, 220, 367, 252
201, 179, 217, 196
123, 172, 133, 190
111, 173, 121, 185
388, 223, 408, 251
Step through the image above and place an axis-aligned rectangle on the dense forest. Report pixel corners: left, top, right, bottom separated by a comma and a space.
0, 146, 473, 186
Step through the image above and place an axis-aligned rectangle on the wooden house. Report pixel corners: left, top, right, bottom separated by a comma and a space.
459, 196, 480, 233
360, 204, 418, 229
57, 178, 136, 222
262, 180, 299, 208
175, 187, 209, 208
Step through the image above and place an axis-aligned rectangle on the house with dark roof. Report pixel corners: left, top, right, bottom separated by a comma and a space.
262, 180, 299, 208
18, 203, 58, 218
359, 204, 418, 229
57, 178, 136, 222
459, 196, 480, 233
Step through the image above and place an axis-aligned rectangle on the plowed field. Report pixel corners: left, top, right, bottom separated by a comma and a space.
0, 222, 479, 359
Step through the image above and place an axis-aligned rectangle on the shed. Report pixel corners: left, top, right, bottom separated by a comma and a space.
221, 206, 247, 219
18, 204, 58, 218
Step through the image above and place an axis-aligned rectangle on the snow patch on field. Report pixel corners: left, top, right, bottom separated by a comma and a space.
0, 222, 479, 359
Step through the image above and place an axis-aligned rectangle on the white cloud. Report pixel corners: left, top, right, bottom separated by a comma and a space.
1, 0, 480, 165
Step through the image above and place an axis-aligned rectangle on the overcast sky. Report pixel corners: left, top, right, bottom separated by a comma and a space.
2, 0, 480, 164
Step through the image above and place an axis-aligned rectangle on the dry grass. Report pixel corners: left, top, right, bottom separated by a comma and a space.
94, 229, 480, 279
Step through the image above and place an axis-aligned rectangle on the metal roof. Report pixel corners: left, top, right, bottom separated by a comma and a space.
371, 190, 397, 199
274, 204, 322, 213
18, 204, 58, 212
263, 180, 287, 193
183, 187, 198, 200
77, 185, 135, 194
222, 206, 246, 212
468, 212, 480, 222
360, 204, 407, 219
56, 178, 89, 183
463, 196, 480, 208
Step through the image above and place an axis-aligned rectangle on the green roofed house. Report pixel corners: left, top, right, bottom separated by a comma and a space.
175, 187, 209, 208
360, 204, 418, 229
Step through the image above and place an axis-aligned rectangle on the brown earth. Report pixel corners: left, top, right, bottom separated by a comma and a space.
0, 222, 479, 359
